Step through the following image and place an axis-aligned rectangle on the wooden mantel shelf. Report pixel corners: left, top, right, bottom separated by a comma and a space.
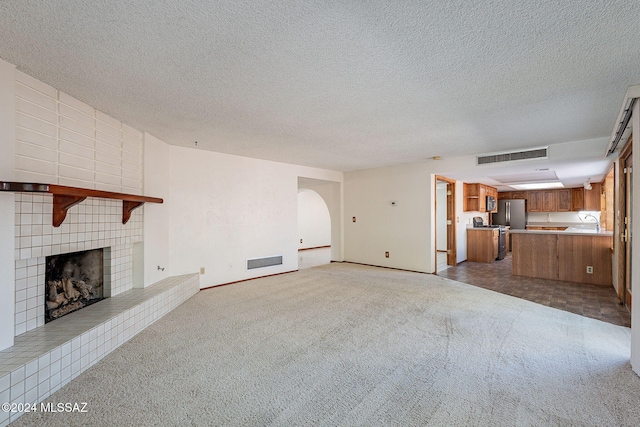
0, 182, 163, 227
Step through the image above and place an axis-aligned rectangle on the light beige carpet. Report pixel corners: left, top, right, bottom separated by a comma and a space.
12, 263, 640, 426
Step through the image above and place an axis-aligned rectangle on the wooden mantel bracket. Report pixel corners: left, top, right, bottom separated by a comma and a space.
122, 200, 144, 225
0, 182, 163, 227
53, 194, 87, 227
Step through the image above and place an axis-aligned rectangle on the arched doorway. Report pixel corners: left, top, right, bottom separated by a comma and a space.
297, 189, 332, 269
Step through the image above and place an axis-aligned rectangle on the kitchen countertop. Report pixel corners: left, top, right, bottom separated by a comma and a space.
510, 226, 612, 236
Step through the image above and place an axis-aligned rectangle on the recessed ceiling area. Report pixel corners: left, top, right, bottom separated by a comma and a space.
0, 1, 638, 175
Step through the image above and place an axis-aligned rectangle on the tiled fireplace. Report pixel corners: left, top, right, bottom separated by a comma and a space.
14, 193, 142, 336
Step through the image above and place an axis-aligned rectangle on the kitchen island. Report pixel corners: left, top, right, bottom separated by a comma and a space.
510, 227, 613, 286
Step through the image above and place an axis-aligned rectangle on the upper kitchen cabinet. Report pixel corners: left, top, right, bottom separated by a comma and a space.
571, 183, 601, 211
541, 190, 558, 212
527, 190, 542, 212
557, 189, 572, 211
463, 183, 498, 212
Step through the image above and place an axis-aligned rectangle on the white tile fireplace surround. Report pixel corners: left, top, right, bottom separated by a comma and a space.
13, 193, 142, 337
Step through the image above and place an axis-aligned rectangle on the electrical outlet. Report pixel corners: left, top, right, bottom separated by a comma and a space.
586, 266, 593, 274
352, 216, 356, 222
200, 267, 205, 274
385, 251, 389, 258
300, 239, 303, 243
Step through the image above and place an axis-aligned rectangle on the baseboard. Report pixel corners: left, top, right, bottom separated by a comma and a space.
338, 261, 430, 275
298, 245, 331, 251
201, 270, 299, 291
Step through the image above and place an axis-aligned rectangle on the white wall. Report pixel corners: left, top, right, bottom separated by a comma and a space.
140, 133, 170, 286
297, 189, 331, 249
344, 162, 432, 273
0, 58, 16, 351
167, 146, 343, 288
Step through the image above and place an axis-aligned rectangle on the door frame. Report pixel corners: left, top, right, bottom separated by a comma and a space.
435, 175, 457, 271
618, 135, 633, 308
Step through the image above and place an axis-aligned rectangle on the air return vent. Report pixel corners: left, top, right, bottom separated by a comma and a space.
247, 255, 283, 270
476, 147, 548, 165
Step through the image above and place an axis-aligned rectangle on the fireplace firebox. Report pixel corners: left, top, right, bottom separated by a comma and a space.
45, 249, 105, 323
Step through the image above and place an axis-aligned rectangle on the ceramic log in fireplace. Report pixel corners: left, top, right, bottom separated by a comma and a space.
45, 249, 105, 323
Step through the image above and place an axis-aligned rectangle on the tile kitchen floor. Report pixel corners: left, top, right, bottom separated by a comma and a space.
438, 253, 631, 328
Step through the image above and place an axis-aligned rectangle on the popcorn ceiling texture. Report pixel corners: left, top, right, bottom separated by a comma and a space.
0, 1, 639, 171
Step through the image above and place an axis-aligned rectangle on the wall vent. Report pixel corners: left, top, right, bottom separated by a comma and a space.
476, 147, 548, 165
247, 255, 283, 270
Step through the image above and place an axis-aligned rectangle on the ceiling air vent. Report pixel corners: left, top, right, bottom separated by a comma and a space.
476, 147, 548, 165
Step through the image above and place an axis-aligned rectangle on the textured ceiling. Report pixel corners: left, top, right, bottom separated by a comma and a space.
0, 1, 639, 172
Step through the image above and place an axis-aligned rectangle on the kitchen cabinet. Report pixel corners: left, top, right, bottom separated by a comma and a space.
527, 191, 542, 212
467, 228, 499, 262
557, 189, 572, 211
541, 190, 557, 212
571, 188, 584, 211
571, 183, 601, 211
463, 183, 498, 212
511, 231, 612, 285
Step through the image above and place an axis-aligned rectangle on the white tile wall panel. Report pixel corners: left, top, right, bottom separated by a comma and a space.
15, 98, 57, 124
58, 116, 94, 138
95, 110, 120, 128
58, 152, 94, 171
121, 123, 142, 139
58, 103, 94, 127
15, 142, 56, 163
121, 168, 141, 181
58, 139, 94, 159
58, 165, 94, 182
94, 182, 122, 193
95, 162, 121, 176
15, 112, 56, 137
15, 156, 56, 176
122, 178, 140, 189
58, 91, 94, 116
96, 119, 121, 138
57, 177, 95, 189
122, 138, 140, 154
14, 83, 57, 111
95, 139, 121, 157
14, 171, 55, 185
95, 151, 121, 167
15, 127, 57, 150
15, 71, 56, 98
122, 159, 141, 172
95, 172, 121, 186
58, 128, 95, 150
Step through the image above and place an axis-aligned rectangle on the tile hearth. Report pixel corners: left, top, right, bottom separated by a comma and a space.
0, 274, 199, 427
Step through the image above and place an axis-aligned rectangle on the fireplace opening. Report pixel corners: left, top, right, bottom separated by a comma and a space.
45, 248, 105, 323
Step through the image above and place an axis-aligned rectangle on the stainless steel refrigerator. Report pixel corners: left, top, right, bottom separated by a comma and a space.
492, 199, 527, 229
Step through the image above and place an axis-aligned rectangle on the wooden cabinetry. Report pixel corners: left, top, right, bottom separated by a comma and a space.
584, 183, 602, 211
486, 185, 602, 213
527, 190, 542, 212
541, 190, 557, 212
467, 228, 499, 263
557, 189, 572, 211
511, 232, 612, 285
571, 183, 601, 211
463, 183, 498, 212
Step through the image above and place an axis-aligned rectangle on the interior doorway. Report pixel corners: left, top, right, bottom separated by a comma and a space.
619, 138, 633, 311
297, 177, 342, 269
435, 176, 457, 273
297, 189, 331, 269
